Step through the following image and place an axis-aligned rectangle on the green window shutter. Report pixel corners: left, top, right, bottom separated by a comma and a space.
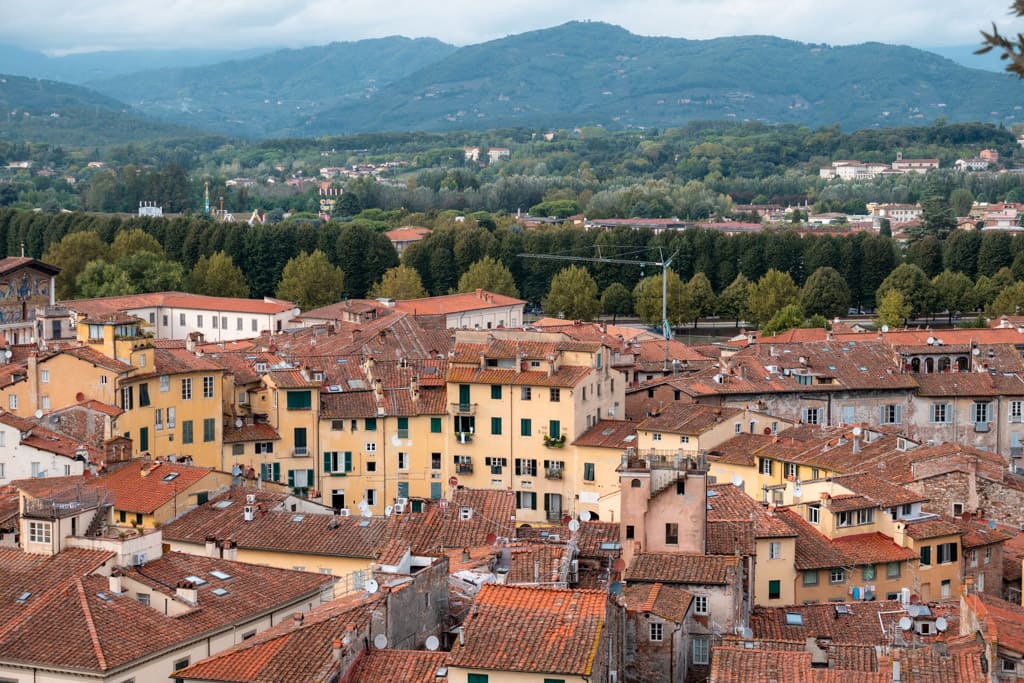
430, 417, 442, 433
323, 452, 332, 474
307, 469, 314, 487
287, 470, 295, 487
260, 463, 271, 481
398, 417, 409, 430
203, 418, 215, 442
584, 463, 595, 481
344, 452, 352, 472
182, 420, 193, 444
273, 463, 280, 481
549, 420, 560, 439
521, 418, 532, 436
196, 491, 208, 505
491, 385, 502, 399
138, 383, 150, 407
491, 417, 502, 435
468, 674, 489, 683
459, 384, 470, 404
365, 418, 377, 431
294, 428, 307, 448
139, 427, 149, 452
532, 494, 537, 510
286, 390, 312, 410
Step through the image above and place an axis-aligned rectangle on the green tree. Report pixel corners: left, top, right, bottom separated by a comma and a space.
747, 269, 800, 326
800, 266, 851, 319
457, 256, 519, 298
335, 223, 399, 298
905, 236, 944, 278
687, 272, 717, 325
979, 4, 1024, 78
989, 281, 1024, 316
117, 251, 186, 293
762, 304, 806, 337
42, 230, 109, 299
718, 273, 751, 325
949, 188, 975, 217
970, 275, 998, 311
978, 231, 1013, 277
76, 260, 135, 298
188, 251, 249, 298
876, 289, 911, 329
931, 270, 974, 324
542, 265, 600, 321
633, 270, 693, 327
600, 282, 633, 322
943, 230, 981, 278
369, 265, 428, 300
877, 263, 935, 319
276, 250, 344, 311
917, 195, 956, 240
110, 228, 165, 261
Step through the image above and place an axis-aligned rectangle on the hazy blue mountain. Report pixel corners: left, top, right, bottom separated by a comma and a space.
925, 44, 1006, 73
0, 74, 203, 146
85, 36, 459, 137
0, 43, 273, 84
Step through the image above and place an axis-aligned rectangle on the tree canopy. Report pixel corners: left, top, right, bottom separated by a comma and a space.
276, 250, 344, 310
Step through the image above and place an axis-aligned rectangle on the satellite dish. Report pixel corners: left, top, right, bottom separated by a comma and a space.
373, 633, 388, 649
75, 392, 85, 402
973, 347, 981, 356
568, 519, 581, 532
365, 579, 379, 594
852, 426, 863, 436
385, 505, 393, 517
358, 500, 369, 511
33, 409, 42, 419
361, 509, 373, 518
4, 349, 11, 359
739, 627, 753, 639
793, 486, 803, 498
898, 617, 913, 631
234, 418, 243, 429
425, 635, 440, 651
609, 581, 623, 596
988, 519, 997, 530
732, 474, 744, 487
613, 558, 626, 572
391, 434, 402, 447
927, 336, 935, 345
881, 324, 889, 333
579, 510, 592, 522
485, 532, 497, 545
935, 617, 948, 632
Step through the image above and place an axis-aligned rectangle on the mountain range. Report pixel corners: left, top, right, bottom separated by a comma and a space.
2, 22, 1023, 142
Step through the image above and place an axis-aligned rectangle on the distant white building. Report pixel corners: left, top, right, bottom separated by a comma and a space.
138, 201, 163, 217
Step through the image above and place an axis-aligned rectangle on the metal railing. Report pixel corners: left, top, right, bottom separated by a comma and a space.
450, 402, 477, 415
22, 486, 112, 519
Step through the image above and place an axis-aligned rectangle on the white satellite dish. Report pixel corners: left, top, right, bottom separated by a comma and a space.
852, 426, 863, 436
732, 474, 744, 487
361, 509, 373, 518
365, 579, 379, 594
385, 505, 393, 517
881, 324, 889, 333
425, 635, 439, 651
391, 434, 402, 447
935, 617, 948, 632
234, 418, 243, 428
373, 633, 388, 649
898, 616, 913, 631
739, 626, 753, 639
567, 519, 580, 532
793, 486, 803, 498
579, 510, 592, 522
358, 500, 369, 511
4, 349, 11, 360
33, 409, 42, 419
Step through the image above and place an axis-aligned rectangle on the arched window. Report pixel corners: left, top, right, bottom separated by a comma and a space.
631, 479, 643, 488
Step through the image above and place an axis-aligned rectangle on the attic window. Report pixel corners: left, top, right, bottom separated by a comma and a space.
183, 575, 207, 586
785, 613, 803, 626
602, 428, 615, 436
599, 542, 622, 551
459, 506, 473, 520
162, 473, 179, 482
212, 588, 230, 597
96, 592, 112, 603
213, 500, 233, 509
210, 570, 231, 580
291, 515, 305, 522
16, 591, 31, 604
358, 520, 371, 528
255, 362, 268, 372
834, 605, 851, 616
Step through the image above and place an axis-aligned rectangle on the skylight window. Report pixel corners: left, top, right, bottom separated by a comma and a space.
210, 570, 231, 580
96, 592, 112, 603
162, 472, 179, 482
785, 613, 803, 625
599, 542, 622, 551
359, 520, 371, 527
212, 588, 230, 597
213, 500, 234, 509
16, 591, 31, 604
184, 575, 207, 586
291, 515, 305, 522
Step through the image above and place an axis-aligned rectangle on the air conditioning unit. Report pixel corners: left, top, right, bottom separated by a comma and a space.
132, 551, 148, 566
396, 497, 409, 507
394, 502, 406, 515
608, 407, 616, 417
246, 494, 256, 505
244, 505, 256, 522
338, 508, 351, 517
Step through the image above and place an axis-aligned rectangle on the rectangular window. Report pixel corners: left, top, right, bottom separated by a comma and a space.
366, 489, 377, 506
138, 382, 150, 407
8, 395, 15, 410
857, 508, 875, 525
941, 579, 951, 599
203, 418, 215, 442
808, 504, 820, 524
930, 403, 950, 424
549, 420, 561, 439
40, 369, 49, 383
649, 622, 663, 642
197, 315, 203, 327
880, 404, 902, 425
760, 458, 773, 475
203, 375, 215, 398
803, 570, 818, 586
521, 386, 531, 400
515, 459, 537, 476
167, 406, 175, 428
237, 317, 243, 330
154, 408, 163, 431
985, 547, 992, 564
287, 390, 312, 410
937, 542, 958, 564
584, 463, 595, 481
160, 375, 170, 392
232, 443, 244, 455
468, 675, 489, 683
431, 452, 441, 470
260, 462, 280, 482
365, 418, 377, 431
550, 388, 560, 402
785, 462, 798, 479
768, 580, 781, 600
491, 417, 502, 435
974, 401, 991, 424
252, 319, 258, 331
181, 378, 192, 400
179, 313, 186, 326
182, 420, 193, 444
920, 545, 931, 566
693, 637, 710, 665
694, 595, 708, 615
521, 418, 532, 436
887, 561, 901, 578
516, 491, 537, 510
769, 541, 781, 559
430, 417, 442, 433
28, 521, 51, 544
491, 385, 502, 400
801, 407, 820, 424
398, 452, 408, 470
212, 316, 218, 329
121, 386, 133, 410
665, 522, 679, 545
255, 441, 273, 454
829, 568, 845, 584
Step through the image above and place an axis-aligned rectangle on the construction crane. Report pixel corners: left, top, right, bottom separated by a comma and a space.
519, 246, 679, 370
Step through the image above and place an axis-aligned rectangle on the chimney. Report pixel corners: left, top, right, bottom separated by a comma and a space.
410, 375, 419, 402
892, 649, 902, 683
332, 638, 343, 662
373, 378, 384, 399
479, 352, 486, 370
108, 570, 122, 594
475, 288, 484, 299
176, 580, 198, 604
221, 539, 238, 561
205, 536, 218, 557
293, 611, 304, 629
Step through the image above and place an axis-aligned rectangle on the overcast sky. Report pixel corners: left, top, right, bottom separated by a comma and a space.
0, 0, 1017, 54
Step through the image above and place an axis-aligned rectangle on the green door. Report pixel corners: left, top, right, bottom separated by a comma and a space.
139, 427, 149, 452
459, 384, 470, 407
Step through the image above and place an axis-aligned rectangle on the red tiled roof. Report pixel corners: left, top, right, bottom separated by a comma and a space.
711, 647, 887, 682
639, 403, 741, 435
967, 593, 1024, 654
0, 256, 60, 276
64, 291, 294, 317
751, 601, 914, 645
573, 420, 638, 449
385, 226, 432, 241
450, 584, 607, 675
446, 364, 592, 388
622, 582, 694, 621
222, 421, 281, 443
394, 290, 524, 317
902, 516, 964, 540
90, 460, 215, 513
625, 553, 738, 585
350, 649, 448, 683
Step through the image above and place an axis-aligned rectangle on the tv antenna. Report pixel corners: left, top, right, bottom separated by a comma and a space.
519, 246, 680, 370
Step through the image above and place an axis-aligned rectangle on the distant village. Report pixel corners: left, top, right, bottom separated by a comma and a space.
0, 247, 1022, 681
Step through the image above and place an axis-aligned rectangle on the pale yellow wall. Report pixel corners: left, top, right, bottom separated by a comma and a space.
36, 352, 121, 412
167, 539, 373, 577
447, 667, 588, 683
572, 443, 626, 522
754, 537, 798, 605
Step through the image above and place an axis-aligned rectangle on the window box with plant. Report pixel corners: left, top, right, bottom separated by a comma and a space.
543, 434, 566, 448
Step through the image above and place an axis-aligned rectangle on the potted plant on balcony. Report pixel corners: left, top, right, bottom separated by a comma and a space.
543, 434, 566, 448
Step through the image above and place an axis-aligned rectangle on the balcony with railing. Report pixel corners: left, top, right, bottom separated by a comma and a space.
293, 446, 309, 457
457, 462, 474, 474
545, 467, 564, 480
451, 402, 478, 415
22, 486, 112, 520
455, 432, 474, 444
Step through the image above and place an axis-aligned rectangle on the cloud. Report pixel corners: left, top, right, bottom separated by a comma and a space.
0, 0, 1015, 53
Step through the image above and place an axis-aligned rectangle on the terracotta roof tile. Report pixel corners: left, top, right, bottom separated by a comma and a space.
639, 403, 742, 435
902, 516, 964, 540
622, 582, 694, 621
625, 553, 739, 585
90, 460, 215, 513
393, 290, 525, 316
222, 421, 281, 443
350, 649, 448, 683
449, 584, 607, 675
573, 420, 638, 449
